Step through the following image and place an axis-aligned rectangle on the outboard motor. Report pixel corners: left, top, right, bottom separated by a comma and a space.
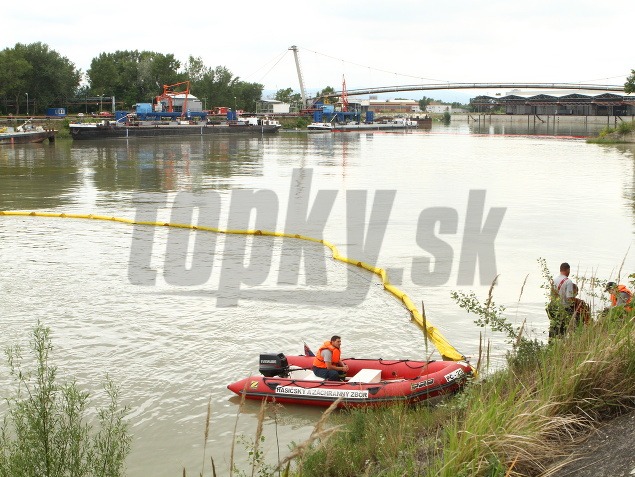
259, 353, 289, 378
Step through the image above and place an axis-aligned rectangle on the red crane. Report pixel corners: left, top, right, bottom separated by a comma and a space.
341, 75, 349, 112
155, 81, 190, 117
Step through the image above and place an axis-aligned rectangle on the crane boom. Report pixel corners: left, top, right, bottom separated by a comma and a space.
289, 45, 307, 108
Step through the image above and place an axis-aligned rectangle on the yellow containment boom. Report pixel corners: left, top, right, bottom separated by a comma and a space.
0, 210, 467, 362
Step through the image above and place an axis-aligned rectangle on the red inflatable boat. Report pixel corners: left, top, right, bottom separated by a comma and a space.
227, 353, 473, 408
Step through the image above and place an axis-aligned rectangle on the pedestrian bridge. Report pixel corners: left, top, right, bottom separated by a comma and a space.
324, 82, 625, 99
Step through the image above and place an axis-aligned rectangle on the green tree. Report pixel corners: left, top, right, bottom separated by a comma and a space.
418, 96, 436, 110
274, 87, 299, 103
314, 86, 336, 104
207, 65, 238, 108
0, 42, 80, 114
234, 80, 265, 112
625, 69, 635, 94
0, 322, 131, 477
185, 64, 263, 110
274, 87, 302, 111
183, 56, 214, 109
137, 51, 182, 99
87, 50, 182, 108
0, 49, 31, 115
184, 55, 210, 85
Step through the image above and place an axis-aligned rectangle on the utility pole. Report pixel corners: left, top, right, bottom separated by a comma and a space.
289, 45, 307, 108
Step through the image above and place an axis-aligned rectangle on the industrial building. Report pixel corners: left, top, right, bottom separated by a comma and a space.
471, 91, 635, 116
366, 99, 420, 113
255, 99, 291, 114
425, 103, 452, 114
155, 93, 203, 113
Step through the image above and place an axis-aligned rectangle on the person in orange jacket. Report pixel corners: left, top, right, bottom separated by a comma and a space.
312, 335, 349, 381
605, 282, 633, 312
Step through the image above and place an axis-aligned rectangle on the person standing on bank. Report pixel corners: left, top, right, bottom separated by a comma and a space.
312, 336, 349, 381
548, 262, 576, 337
553, 262, 575, 310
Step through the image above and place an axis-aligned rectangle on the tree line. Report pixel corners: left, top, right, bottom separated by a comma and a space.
0, 42, 267, 114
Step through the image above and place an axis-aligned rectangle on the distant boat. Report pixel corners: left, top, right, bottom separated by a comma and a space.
307, 117, 421, 132
69, 116, 282, 140
306, 122, 334, 131
0, 120, 57, 145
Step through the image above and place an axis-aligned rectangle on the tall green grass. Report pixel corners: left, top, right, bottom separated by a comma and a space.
287, 271, 635, 476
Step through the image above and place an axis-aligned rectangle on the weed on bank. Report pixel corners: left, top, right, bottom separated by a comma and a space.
0, 322, 131, 477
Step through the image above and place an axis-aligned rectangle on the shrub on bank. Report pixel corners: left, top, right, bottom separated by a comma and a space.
617, 120, 634, 134
56, 118, 71, 138
278, 116, 313, 130
588, 121, 635, 143
0, 322, 131, 477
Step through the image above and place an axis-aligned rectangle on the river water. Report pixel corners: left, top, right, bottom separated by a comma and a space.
1, 121, 634, 476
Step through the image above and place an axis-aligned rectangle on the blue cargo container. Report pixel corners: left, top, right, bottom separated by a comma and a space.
135, 103, 153, 114
115, 111, 128, 122
46, 107, 66, 117
133, 102, 207, 121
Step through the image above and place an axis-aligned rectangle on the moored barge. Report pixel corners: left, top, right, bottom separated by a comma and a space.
69, 117, 281, 140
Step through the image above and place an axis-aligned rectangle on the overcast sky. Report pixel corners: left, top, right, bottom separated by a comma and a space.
3, 0, 632, 102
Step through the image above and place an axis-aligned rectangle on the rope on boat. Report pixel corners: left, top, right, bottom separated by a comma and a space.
0, 210, 466, 361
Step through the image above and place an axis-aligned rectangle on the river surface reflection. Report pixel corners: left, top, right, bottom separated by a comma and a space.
1, 123, 634, 475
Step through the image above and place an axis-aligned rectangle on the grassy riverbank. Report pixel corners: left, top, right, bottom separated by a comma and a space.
257, 296, 632, 477
587, 120, 635, 144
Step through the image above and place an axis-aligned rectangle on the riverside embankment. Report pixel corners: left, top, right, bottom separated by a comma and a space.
450, 113, 635, 139
453, 113, 634, 127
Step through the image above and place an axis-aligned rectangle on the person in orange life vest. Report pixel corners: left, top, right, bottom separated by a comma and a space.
605, 282, 633, 311
312, 335, 349, 381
